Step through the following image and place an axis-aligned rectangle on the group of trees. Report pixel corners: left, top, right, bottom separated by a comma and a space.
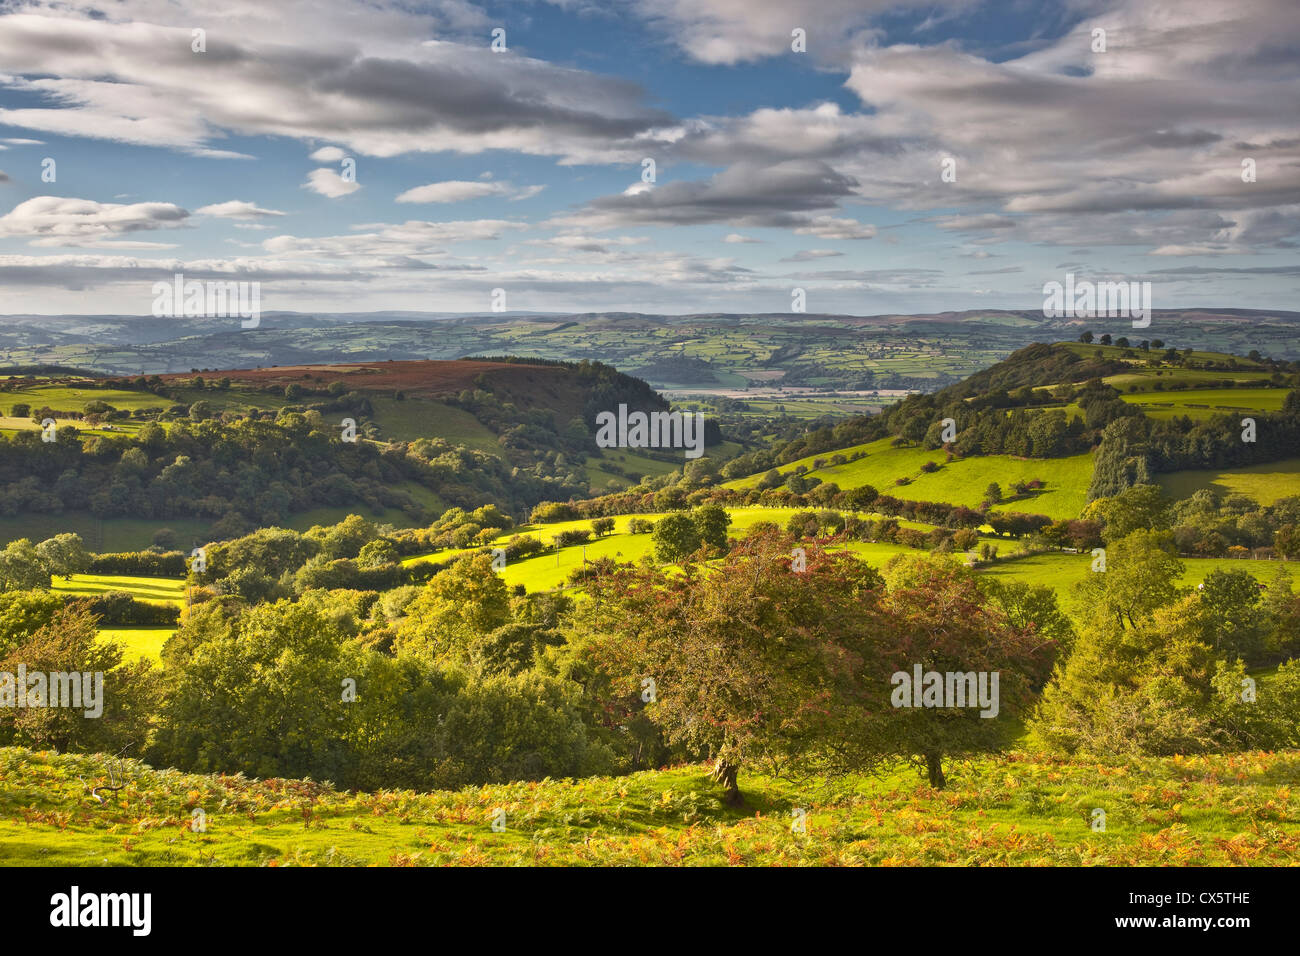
0, 533, 89, 590
1032, 529, 1300, 755
1088, 393, 1300, 499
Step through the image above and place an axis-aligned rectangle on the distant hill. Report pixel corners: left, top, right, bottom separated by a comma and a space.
4, 309, 1298, 390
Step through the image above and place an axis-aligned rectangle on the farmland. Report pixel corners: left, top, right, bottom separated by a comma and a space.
1158, 458, 1300, 504
724, 437, 1095, 520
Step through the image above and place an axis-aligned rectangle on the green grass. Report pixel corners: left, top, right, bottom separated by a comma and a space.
52, 573, 186, 606
979, 551, 1290, 593
1120, 388, 1286, 420
1157, 458, 1300, 505
1, 384, 169, 413
97, 627, 175, 661
2, 747, 1293, 866
367, 397, 501, 449
725, 438, 1094, 520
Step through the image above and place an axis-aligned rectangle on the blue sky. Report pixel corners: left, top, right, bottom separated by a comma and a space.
0, 0, 1297, 316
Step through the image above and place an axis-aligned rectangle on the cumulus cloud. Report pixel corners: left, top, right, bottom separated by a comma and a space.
262, 219, 527, 258
559, 159, 875, 236
631, 0, 943, 65
309, 146, 348, 163
0, 195, 189, 246
304, 168, 361, 199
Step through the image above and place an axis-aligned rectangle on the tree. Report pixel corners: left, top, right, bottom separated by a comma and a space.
984, 482, 1003, 504
591, 517, 616, 537
34, 533, 89, 580
692, 504, 731, 549
395, 553, 512, 662
652, 513, 702, 563
1079, 331, 1095, 344
0, 603, 157, 754
871, 556, 1056, 786
0, 539, 49, 592
1194, 569, 1266, 663
1031, 596, 1220, 756
1073, 529, 1184, 630
572, 533, 886, 803
1086, 484, 1170, 543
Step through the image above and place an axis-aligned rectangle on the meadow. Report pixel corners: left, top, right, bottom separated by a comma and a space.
2, 746, 1293, 866
1158, 458, 1300, 505
724, 437, 1094, 520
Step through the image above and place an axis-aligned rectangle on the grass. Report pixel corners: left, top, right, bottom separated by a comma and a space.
97, 628, 175, 661
1, 746, 1293, 866
980, 551, 1291, 593
52, 573, 186, 607
1120, 388, 1286, 420
725, 437, 1094, 520
1158, 458, 1300, 505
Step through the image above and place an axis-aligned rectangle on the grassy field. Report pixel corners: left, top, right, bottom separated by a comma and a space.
725, 438, 1094, 520
52, 573, 186, 606
97, 627, 176, 661
2, 746, 1293, 866
1120, 388, 1287, 420
981, 551, 1291, 593
1158, 458, 1300, 505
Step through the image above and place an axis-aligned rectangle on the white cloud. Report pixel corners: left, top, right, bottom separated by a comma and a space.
396, 180, 512, 203
309, 146, 348, 163
0, 195, 189, 246
303, 168, 361, 199
195, 200, 287, 219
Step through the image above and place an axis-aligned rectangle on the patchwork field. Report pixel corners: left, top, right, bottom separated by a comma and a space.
3, 747, 1294, 866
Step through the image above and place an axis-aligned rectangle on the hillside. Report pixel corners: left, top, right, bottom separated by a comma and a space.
0, 358, 686, 551
3, 747, 1295, 866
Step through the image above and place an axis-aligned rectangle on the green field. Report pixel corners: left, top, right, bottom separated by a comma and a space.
51, 573, 186, 606
980, 551, 1290, 593
1120, 388, 1286, 420
97, 627, 176, 661
725, 438, 1094, 520
2, 747, 1294, 866
1157, 458, 1300, 504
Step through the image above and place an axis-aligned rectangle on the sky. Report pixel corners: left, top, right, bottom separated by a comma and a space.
0, 0, 1297, 317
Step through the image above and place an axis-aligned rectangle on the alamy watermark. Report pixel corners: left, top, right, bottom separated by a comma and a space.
890, 664, 999, 718
1042, 272, 1152, 329
595, 404, 707, 459
152, 273, 261, 328
1, 665, 103, 718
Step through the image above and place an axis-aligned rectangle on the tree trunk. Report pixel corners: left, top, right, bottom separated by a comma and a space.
710, 756, 742, 805
925, 751, 946, 789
